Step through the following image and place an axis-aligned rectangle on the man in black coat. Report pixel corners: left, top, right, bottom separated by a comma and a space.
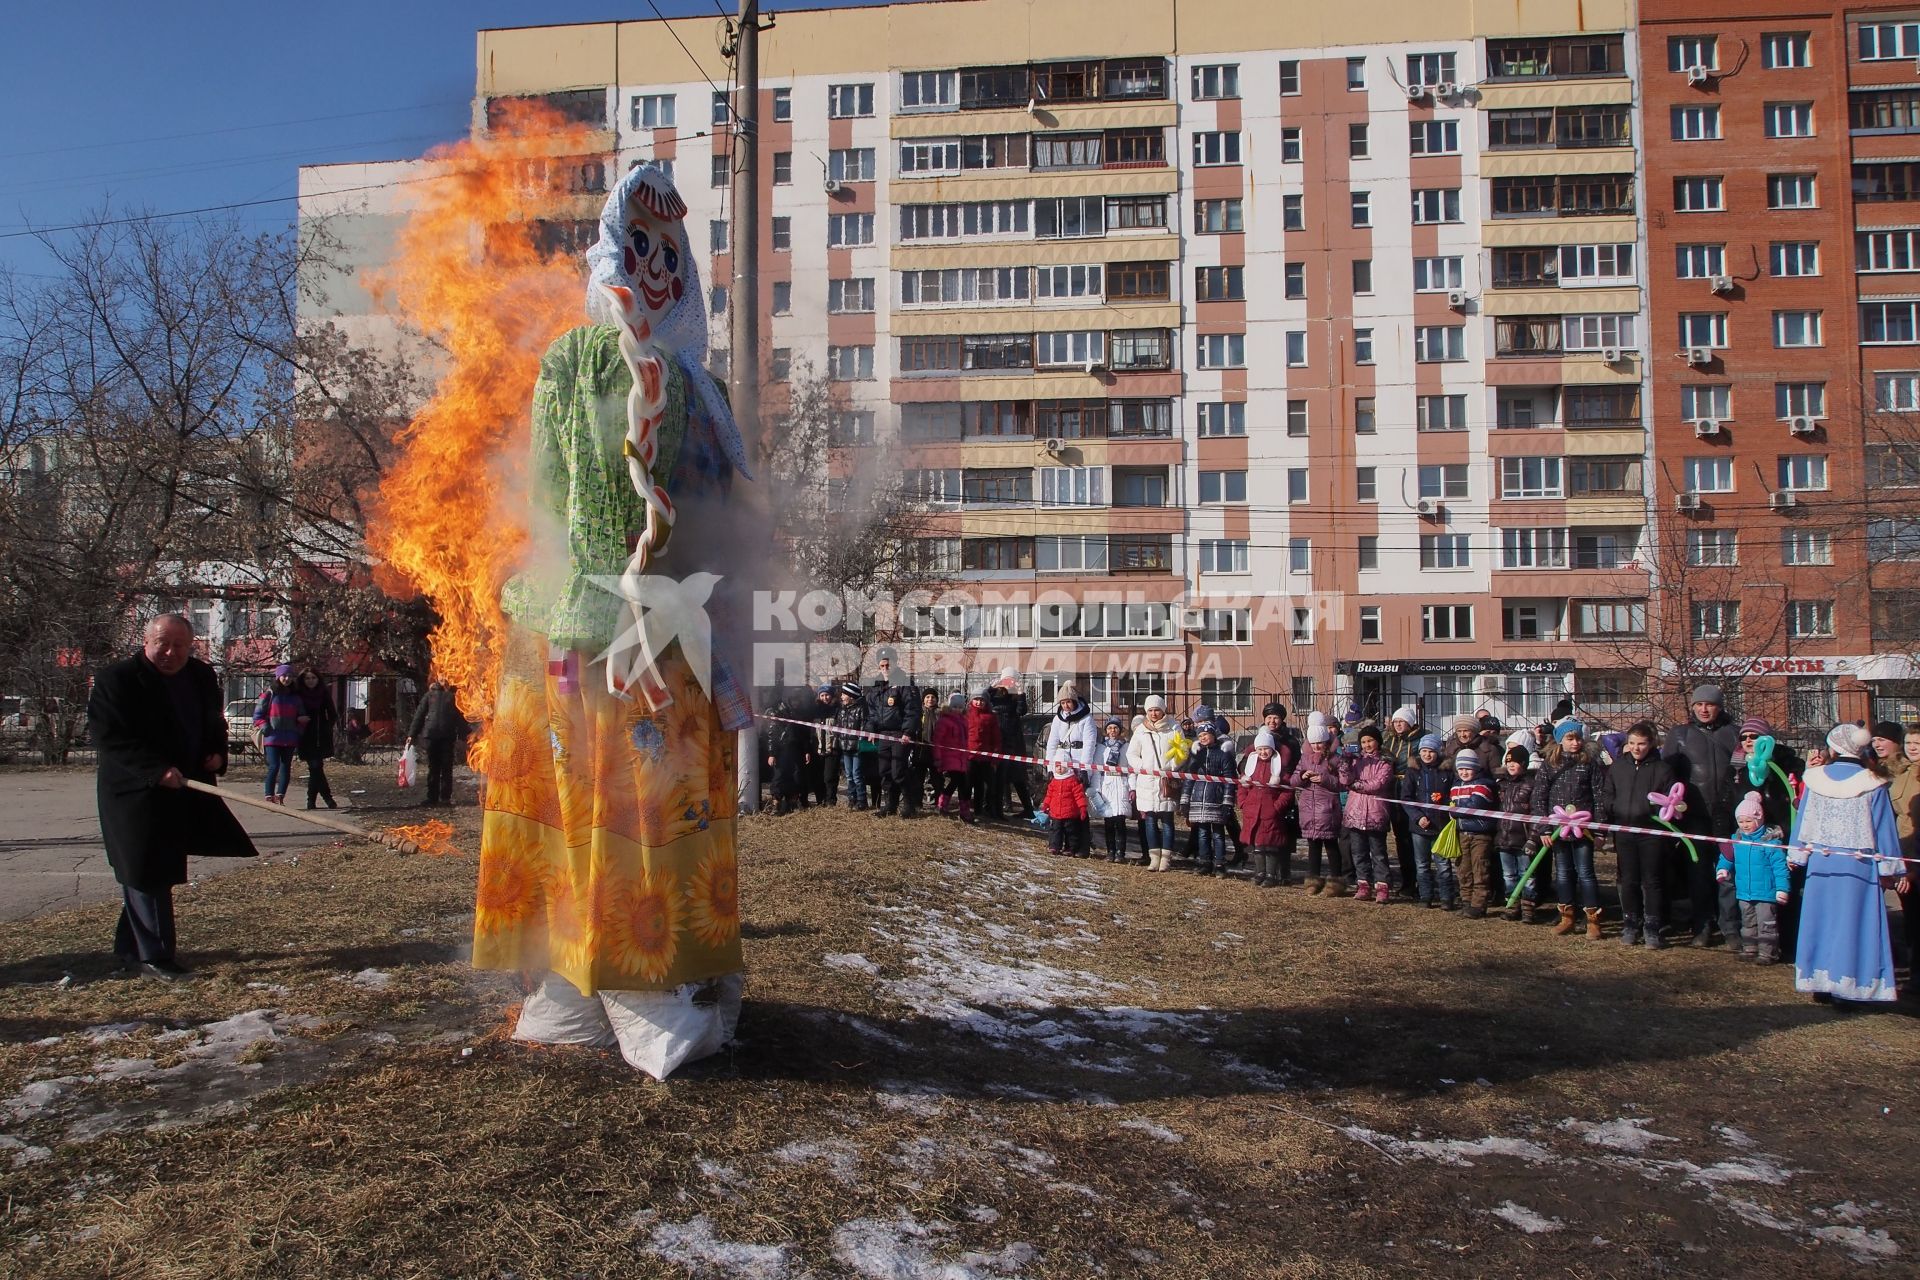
88, 613, 257, 978
405, 679, 470, 807
988, 671, 1033, 819
1663, 682, 1743, 947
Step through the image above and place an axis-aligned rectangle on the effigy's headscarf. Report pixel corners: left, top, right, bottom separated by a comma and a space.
585, 163, 751, 479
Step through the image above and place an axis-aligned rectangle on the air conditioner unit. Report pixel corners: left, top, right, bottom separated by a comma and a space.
1473, 673, 1505, 697
1446, 289, 1470, 309
1415, 498, 1441, 517
1675, 491, 1703, 512
1178, 606, 1209, 632
1600, 346, 1624, 364
1041, 436, 1065, 456
1788, 416, 1817, 436
1685, 64, 1710, 85
1709, 274, 1735, 295
1405, 83, 1430, 100
823, 179, 845, 195
1685, 346, 1713, 366
1693, 418, 1723, 438
1770, 490, 1800, 511
1434, 81, 1460, 98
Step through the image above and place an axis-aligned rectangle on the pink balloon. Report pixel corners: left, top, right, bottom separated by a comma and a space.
1648, 783, 1686, 824
1551, 805, 1592, 841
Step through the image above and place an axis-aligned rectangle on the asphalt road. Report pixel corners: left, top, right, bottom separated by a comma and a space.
0, 770, 347, 923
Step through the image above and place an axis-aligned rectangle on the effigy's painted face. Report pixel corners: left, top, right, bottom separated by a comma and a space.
620, 197, 684, 324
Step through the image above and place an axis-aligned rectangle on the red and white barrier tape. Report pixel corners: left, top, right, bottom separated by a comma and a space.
757, 712, 1915, 871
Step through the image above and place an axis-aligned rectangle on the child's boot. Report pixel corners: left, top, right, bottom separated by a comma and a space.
1553, 905, 1577, 935
1520, 899, 1537, 924
1584, 907, 1604, 940
1619, 915, 1641, 947
1373, 882, 1390, 904
1352, 880, 1371, 901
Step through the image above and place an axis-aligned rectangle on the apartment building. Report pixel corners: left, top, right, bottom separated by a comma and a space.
1642, 1, 1920, 727
306, 0, 1660, 726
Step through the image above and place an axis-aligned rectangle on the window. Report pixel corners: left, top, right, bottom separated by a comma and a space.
962, 469, 1034, 505
1770, 242, 1819, 277
1355, 399, 1376, 436
827, 213, 872, 247
1687, 528, 1738, 566
905, 468, 963, 505
772, 217, 792, 252
899, 70, 956, 111
1414, 326, 1466, 362
1104, 263, 1167, 301
1560, 243, 1635, 284
1192, 131, 1242, 165
1106, 195, 1167, 230
827, 345, 873, 381
1502, 527, 1568, 569
829, 83, 874, 118
1196, 198, 1243, 233
1198, 470, 1247, 504
899, 267, 1029, 305
1420, 533, 1471, 569
1420, 464, 1469, 499
1675, 244, 1725, 278
1692, 600, 1741, 638
960, 537, 1035, 572
1034, 133, 1106, 169
1358, 534, 1380, 569
1861, 230, 1920, 272
770, 88, 790, 122
1783, 528, 1832, 566
1352, 258, 1373, 294
1034, 196, 1103, 239
1488, 35, 1625, 79
1864, 301, 1920, 345
1679, 312, 1729, 348
1684, 456, 1734, 492
1499, 456, 1563, 499
1353, 329, 1374, 364
1671, 105, 1722, 141
829, 148, 876, 182
1198, 539, 1249, 574
1413, 256, 1464, 292
1351, 190, 1372, 227
1282, 194, 1304, 230
710, 220, 728, 253
1422, 605, 1474, 642
1035, 264, 1103, 300
1288, 537, 1312, 574
1766, 103, 1816, 138
1290, 606, 1314, 645
1860, 21, 1920, 61
1346, 56, 1366, 89
631, 94, 675, 129
1409, 119, 1457, 156
1418, 394, 1468, 431
1411, 187, 1461, 224
902, 201, 1030, 240
1852, 89, 1920, 134
1668, 36, 1718, 72
1572, 528, 1639, 570
1035, 331, 1105, 367
1349, 123, 1370, 158
1197, 402, 1245, 437
822, 410, 873, 448
828, 278, 873, 313
712, 90, 731, 126
1108, 329, 1171, 370
1192, 64, 1239, 99
1773, 310, 1822, 347
709, 285, 727, 316
1856, 162, 1920, 202
1356, 467, 1377, 501
1279, 59, 1301, 95
761, 153, 787, 188
1039, 466, 1104, 508
1113, 469, 1168, 507
1197, 333, 1246, 369
1280, 127, 1303, 162
1790, 600, 1835, 639
1777, 454, 1828, 491
1503, 602, 1560, 642
1768, 174, 1816, 209
1285, 331, 1306, 366
1675, 176, 1725, 212
1359, 606, 1382, 643
1033, 535, 1105, 573
897, 139, 960, 175
1573, 600, 1646, 638
1682, 384, 1732, 421
1199, 676, 1255, 714
711, 154, 730, 188
1764, 32, 1810, 68
1407, 51, 1456, 87
1876, 374, 1920, 416
1196, 266, 1245, 302
1286, 400, 1308, 436
1776, 382, 1825, 420
1562, 314, 1637, 352
1283, 263, 1305, 299
1287, 468, 1308, 503
1568, 457, 1641, 495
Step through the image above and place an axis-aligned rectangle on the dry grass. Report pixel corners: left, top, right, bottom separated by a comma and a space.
0, 769, 1914, 1278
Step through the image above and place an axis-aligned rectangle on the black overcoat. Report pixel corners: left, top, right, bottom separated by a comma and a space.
88, 653, 258, 894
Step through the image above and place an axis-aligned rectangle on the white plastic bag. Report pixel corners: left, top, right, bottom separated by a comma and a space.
396, 743, 417, 789
600, 975, 744, 1080
514, 973, 616, 1048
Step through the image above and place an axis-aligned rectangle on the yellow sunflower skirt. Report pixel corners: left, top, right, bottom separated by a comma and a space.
473, 628, 743, 995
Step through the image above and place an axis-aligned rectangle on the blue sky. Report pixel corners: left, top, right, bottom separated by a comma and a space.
0, 1, 885, 277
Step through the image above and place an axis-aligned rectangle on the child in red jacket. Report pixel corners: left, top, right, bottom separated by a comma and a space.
963, 690, 1002, 822
1043, 750, 1091, 857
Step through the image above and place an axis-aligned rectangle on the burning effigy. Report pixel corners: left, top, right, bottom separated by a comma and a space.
370, 126, 751, 1079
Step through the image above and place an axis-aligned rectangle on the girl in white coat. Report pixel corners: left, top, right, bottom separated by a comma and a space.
1043, 684, 1099, 772
1127, 695, 1188, 870
1091, 718, 1135, 861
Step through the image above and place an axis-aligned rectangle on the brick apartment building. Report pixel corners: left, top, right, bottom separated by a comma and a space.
300, 0, 1920, 733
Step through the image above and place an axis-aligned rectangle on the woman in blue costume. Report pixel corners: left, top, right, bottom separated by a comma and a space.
1790, 723, 1908, 1005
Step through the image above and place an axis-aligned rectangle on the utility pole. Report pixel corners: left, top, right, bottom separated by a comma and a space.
727, 0, 768, 813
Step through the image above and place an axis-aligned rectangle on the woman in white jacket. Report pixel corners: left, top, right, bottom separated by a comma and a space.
1043, 684, 1098, 772
1091, 717, 1135, 862
1127, 695, 1188, 870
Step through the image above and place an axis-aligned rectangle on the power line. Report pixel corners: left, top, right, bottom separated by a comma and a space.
0, 170, 464, 241
0, 99, 472, 162
642, 0, 726, 98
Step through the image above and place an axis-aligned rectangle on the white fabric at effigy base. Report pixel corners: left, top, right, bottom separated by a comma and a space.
514, 971, 744, 1079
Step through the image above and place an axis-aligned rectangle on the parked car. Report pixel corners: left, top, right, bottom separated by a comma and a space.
225, 698, 259, 751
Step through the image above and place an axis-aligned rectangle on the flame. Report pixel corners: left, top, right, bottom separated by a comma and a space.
365, 100, 598, 771
387, 818, 458, 857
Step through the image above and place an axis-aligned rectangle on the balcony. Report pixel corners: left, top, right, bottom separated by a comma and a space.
1484, 35, 1626, 82
1491, 175, 1635, 219
1488, 106, 1632, 151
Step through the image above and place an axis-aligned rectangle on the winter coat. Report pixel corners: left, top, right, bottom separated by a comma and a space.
1721, 743, 1806, 840
254, 686, 307, 749
1092, 734, 1134, 818
964, 703, 1000, 756
1531, 743, 1599, 834
1447, 733, 1501, 778
1043, 700, 1098, 771
870, 687, 914, 737
1126, 719, 1185, 814
1448, 766, 1498, 835
1182, 740, 1238, 823
1496, 772, 1537, 850
1594, 752, 1678, 827
1889, 755, 1920, 855
1289, 744, 1348, 840
1381, 724, 1420, 773
297, 684, 337, 761
407, 684, 469, 744
1043, 774, 1089, 821
931, 709, 970, 773
918, 705, 941, 746
1343, 752, 1395, 832
989, 687, 1030, 754
1717, 828, 1791, 903
1664, 712, 1741, 834
1401, 757, 1454, 833
1237, 749, 1296, 847
87, 653, 257, 894
826, 698, 869, 751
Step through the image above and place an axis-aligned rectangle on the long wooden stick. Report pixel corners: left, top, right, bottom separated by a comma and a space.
184, 779, 421, 854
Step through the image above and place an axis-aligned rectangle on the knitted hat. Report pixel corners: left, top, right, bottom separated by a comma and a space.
1143, 694, 1167, 711
1873, 720, 1905, 744
1734, 790, 1765, 824
1391, 704, 1418, 727
1739, 716, 1773, 737
839, 681, 862, 697
1552, 718, 1585, 742
1307, 723, 1331, 744
817, 683, 835, 696
1057, 682, 1081, 704
273, 663, 294, 678
1417, 732, 1446, 753
1357, 723, 1382, 745
971, 687, 992, 702
1690, 683, 1724, 706
1828, 723, 1872, 759
1451, 714, 1478, 734
998, 666, 1019, 685
1505, 728, 1532, 752
1479, 713, 1503, 732
1103, 717, 1123, 732
1195, 721, 1217, 738
1254, 728, 1277, 751
947, 692, 965, 710
1307, 710, 1328, 729
1261, 700, 1287, 720
1505, 745, 1531, 767
1191, 703, 1216, 726
1454, 749, 1482, 771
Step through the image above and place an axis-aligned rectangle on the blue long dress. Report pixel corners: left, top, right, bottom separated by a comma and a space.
1790, 760, 1902, 1002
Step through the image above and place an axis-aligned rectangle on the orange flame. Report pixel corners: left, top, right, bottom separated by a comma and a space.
365, 101, 598, 771
387, 818, 459, 856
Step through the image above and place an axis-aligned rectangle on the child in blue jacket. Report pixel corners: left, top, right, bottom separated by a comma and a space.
1716, 791, 1791, 964
1448, 750, 1501, 917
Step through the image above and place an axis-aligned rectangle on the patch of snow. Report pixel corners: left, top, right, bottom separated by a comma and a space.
874, 1086, 946, 1117
1117, 1118, 1184, 1144
771, 1140, 860, 1185
645, 1215, 799, 1279
342, 968, 390, 990
1811, 1225, 1901, 1262
83, 1022, 144, 1044
1488, 1202, 1561, 1234
1560, 1117, 1675, 1153
0, 1135, 52, 1167
965, 1207, 1000, 1224
1713, 1124, 1756, 1149
1685, 1157, 1791, 1187
832, 1212, 1036, 1279
1342, 1125, 1559, 1168
824, 953, 880, 975
245, 982, 290, 995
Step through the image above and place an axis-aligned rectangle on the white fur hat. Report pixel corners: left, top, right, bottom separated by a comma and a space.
1143, 694, 1167, 711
